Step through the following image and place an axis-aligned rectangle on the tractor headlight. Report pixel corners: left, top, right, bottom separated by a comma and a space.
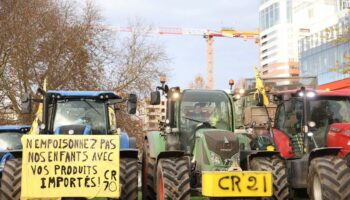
239, 89, 245, 94
210, 152, 222, 165
247, 127, 254, 135
172, 92, 180, 99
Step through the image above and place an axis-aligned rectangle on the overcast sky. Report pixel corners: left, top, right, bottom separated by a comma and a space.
96, 0, 259, 89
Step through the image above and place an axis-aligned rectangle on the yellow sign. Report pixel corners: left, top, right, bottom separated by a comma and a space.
202, 171, 273, 197
21, 135, 120, 199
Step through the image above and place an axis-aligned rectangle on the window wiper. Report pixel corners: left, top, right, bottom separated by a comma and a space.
83, 100, 102, 116
183, 116, 214, 130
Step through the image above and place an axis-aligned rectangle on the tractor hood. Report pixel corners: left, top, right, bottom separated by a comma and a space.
327, 123, 350, 152
200, 129, 239, 161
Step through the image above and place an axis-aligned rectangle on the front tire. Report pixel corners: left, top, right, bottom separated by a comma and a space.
250, 156, 290, 200
308, 156, 350, 200
0, 158, 22, 200
120, 158, 138, 200
156, 157, 190, 200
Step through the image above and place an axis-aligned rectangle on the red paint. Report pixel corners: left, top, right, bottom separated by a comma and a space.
159, 173, 164, 200
319, 78, 350, 91
273, 89, 350, 97
327, 123, 350, 158
142, 156, 147, 195
273, 129, 295, 158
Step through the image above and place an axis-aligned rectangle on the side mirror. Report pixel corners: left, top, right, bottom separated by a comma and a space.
21, 93, 32, 114
255, 93, 264, 106
127, 94, 137, 114
150, 91, 160, 105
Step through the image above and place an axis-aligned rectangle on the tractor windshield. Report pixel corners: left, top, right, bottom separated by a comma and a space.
309, 96, 350, 146
278, 96, 350, 147
53, 100, 107, 135
0, 132, 23, 150
180, 90, 232, 133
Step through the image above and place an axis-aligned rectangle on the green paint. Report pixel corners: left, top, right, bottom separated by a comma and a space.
146, 131, 166, 158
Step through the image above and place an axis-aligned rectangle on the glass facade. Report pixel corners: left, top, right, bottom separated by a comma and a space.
338, 0, 350, 11
260, 0, 273, 5
299, 16, 350, 84
260, 2, 280, 31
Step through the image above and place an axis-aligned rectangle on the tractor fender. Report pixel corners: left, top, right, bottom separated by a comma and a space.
145, 131, 166, 159
0, 152, 14, 169
120, 149, 139, 159
240, 150, 281, 170
0, 150, 22, 171
0, 150, 22, 159
157, 151, 185, 160
309, 147, 341, 163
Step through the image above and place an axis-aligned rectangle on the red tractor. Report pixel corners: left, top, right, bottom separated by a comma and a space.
267, 87, 350, 199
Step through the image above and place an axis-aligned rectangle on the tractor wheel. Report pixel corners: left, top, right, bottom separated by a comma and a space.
156, 157, 190, 200
0, 158, 22, 200
120, 157, 138, 200
250, 156, 290, 200
345, 153, 350, 168
142, 140, 156, 200
308, 156, 350, 200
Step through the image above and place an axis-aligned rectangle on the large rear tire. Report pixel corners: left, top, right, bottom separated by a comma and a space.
308, 156, 350, 200
0, 158, 22, 200
250, 156, 290, 200
142, 140, 156, 200
120, 157, 138, 200
156, 157, 190, 200
345, 153, 350, 168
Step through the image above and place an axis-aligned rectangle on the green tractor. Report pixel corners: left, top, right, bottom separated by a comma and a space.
0, 90, 139, 200
142, 79, 288, 199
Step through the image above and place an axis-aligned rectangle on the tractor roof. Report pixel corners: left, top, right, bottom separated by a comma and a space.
182, 89, 230, 101
273, 89, 350, 97
0, 125, 31, 133
46, 90, 121, 99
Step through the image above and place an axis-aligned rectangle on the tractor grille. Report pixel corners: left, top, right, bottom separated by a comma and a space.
204, 131, 239, 160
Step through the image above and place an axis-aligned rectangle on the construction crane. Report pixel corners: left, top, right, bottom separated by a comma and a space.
108, 26, 259, 89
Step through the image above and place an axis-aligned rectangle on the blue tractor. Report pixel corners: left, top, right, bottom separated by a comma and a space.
0, 125, 30, 178
0, 90, 139, 200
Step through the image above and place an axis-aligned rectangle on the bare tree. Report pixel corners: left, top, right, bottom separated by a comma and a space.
189, 74, 206, 89
104, 22, 169, 97
0, 1, 170, 148
0, 0, 111, 124
104, 22, 169, 147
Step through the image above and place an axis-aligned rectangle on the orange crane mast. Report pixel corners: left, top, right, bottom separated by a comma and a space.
108, 26, 259, 89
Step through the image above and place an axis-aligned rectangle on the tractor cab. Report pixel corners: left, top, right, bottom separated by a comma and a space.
178, 89, 234, 152
274, 89, 350, 160
22, 90, 137, 136
44, 91, 122, 135
232, 76, 316, 134
0, 125, 30, 151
